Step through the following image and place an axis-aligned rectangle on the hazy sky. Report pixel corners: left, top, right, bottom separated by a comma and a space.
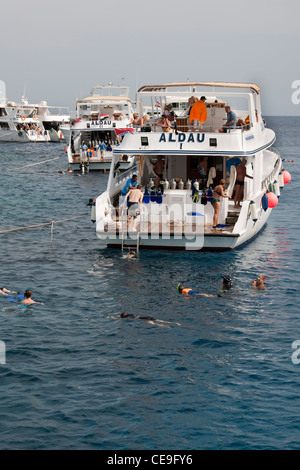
2, 0, 300, 115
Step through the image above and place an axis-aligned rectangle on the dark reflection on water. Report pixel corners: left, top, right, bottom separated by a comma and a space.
0, 118, 300, 450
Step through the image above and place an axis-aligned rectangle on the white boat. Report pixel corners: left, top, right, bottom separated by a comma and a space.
35, 101, 70, 142
93, 81, 284, 251
66, 84, 135, 171
0, 80, 70, 143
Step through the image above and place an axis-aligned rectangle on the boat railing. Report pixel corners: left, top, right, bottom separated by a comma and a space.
115, 162, 139, 186
261, 152, 281, 191
132, 120, 252, 134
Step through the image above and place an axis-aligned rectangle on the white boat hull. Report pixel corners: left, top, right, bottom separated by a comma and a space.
97, 205, 272, 251
0, 129, 50, 142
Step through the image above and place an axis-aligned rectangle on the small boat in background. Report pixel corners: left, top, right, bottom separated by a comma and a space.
0, 80, 70, 143
66, 84, 135, 171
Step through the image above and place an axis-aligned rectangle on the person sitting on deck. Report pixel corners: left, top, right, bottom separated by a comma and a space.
158, 114, 171, 132
219, 106, 237, 133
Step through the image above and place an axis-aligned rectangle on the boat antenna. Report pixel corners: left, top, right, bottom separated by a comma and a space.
135, 63, 139, 102
22, 83, 27, 103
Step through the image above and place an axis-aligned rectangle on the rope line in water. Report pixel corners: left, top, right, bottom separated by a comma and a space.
7, 155, 65, 171
0, 214, 88, 241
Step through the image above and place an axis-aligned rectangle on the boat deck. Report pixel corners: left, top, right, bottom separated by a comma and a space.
106, 205, 241, 237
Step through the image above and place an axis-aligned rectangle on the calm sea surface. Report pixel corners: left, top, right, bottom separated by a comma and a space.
0, 117, 299, 450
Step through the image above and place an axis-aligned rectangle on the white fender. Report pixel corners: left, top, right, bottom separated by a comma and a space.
278, 172, 284, 188
91, 202, 96, 223
273, 180, 280, 198
250, 201, 258, 221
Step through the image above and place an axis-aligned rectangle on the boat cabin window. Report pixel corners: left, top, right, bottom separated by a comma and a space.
0, 122, 9, 129
141, 154, 226, 190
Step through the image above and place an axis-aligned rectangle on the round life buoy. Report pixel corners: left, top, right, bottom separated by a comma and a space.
33, 115, 37, 120
21, 115, 26, 121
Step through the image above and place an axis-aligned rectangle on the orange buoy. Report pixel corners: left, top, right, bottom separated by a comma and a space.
266, 192, 278, 208
282, 170, 291, 184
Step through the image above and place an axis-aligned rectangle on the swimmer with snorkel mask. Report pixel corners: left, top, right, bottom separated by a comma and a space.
177, 275, 233, 298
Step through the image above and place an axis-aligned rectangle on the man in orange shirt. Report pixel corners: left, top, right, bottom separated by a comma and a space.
189, 96, 207, 131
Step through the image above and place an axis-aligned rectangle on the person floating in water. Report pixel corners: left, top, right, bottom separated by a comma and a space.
177, 284, 214, 297
0, 286, 16, 296
216, 275, 234, 296
122, 249, 136, 259
178, 276, 233, 298
21, 289, 44, 306
252, 275, 266, 289
119, 312, 180, 327
220, 275, 233, 292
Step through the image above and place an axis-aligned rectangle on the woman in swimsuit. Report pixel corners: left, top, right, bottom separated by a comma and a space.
211, 179, 230, 228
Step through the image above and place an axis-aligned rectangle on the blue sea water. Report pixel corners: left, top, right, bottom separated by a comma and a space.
0, 117, 299, 450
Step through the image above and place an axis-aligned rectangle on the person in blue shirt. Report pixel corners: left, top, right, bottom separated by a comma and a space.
98, 141, 106, 161
119, 174, 138, 207
219, 105, 237, 133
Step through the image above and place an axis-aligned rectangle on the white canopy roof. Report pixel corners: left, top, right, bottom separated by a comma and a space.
138, 81, 261, 94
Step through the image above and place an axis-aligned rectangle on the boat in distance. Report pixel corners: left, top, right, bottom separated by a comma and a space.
93, 81, 287, 251
0, 80, 69, 143
66, 84, 136, 172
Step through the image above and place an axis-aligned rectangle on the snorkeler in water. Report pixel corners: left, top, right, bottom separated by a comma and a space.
252, 275, 266, 289
119, 312, 180, 327
177, 275, 233, 299
21, 290, 44, 306
177, 283, 214, 298
0, 286, 16, 296
122, 249, 136, 259
217, 275, 234, 296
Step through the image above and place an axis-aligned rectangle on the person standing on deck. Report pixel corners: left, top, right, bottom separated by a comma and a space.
211, 179, 230, 228
189, 96, 207, 131
234, 159, 253, 208
119, 174, 138, 207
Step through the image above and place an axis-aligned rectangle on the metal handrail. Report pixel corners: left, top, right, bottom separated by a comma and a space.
133, 120, 252, 134
261, 154, 281, 191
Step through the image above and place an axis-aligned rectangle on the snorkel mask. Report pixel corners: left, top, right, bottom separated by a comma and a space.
222, 275, 233, 287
